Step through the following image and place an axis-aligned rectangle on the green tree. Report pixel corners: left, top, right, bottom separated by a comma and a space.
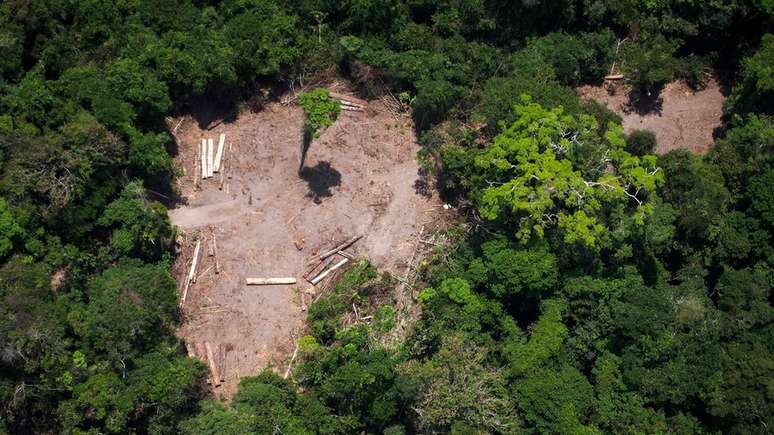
0, 198, 23, 257
298, 88, 340, 137
725, 33, 774, 115
622, 35, 679, 98
98, 181, 174, 260
400, 334, 518, 433
70, 260, 178, 364
472, 96, 663, 248
626, 129, 657, 156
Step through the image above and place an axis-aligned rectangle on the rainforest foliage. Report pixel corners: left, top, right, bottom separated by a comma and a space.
0, 0, 772, 434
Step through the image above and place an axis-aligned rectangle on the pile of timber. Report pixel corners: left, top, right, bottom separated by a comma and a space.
180, 237, 202, 306
327, 91, 366, 112
200, 133, 227, 180
188, 342, 228, 387
180, 228, 221, 307
339, 99, 364, 112
303, 235, 361, 285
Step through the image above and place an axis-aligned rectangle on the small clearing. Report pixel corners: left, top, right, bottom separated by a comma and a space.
168, 86, 446, 397
578, 78, 725, 154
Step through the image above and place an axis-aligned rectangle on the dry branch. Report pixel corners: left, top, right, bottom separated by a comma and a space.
318, 235, 362, 261
400, 226, 424, 295
304, 255, 335, 281
284, 340, 299, 379
194, 342, 205, 361
204, 342, 221, 386
207, 119, 224, 130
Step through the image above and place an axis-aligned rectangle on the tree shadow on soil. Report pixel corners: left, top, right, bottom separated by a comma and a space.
627, 90, 664, 116
299, 161, 341, 204
413, 167, 433, 198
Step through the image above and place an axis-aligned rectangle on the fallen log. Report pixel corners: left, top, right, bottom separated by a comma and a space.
194, 342, 206, 361
311, 258, 349, 285
214, 133, 225, 172
304, 255, 334, 279
195, 140, 201, 188
206, 138, 214, 177
181, 239, 201, 305
340, 105, 362, 112
212, 232, 219, 274
186, 343, 196, 358
204, 342, 221, 386
399, 226, 424, 296
200, 139, 207, 180
318, 235, 362, 261
336, 250, 356, 260
218, 344, 226, 383
284, 340, 299, 379
207, 118, 224, 130
604, 74, 624, 80
227, 142, 233, 179
328, 91, 368, 107
340, 100, 363, 108
245, 277, 297, 285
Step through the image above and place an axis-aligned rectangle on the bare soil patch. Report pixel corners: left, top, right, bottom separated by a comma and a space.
168, 86, 447, 397
578, 78, 725, 154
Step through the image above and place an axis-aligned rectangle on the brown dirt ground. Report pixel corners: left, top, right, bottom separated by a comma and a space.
577, 78, 725, 154
168, 85, 448, 398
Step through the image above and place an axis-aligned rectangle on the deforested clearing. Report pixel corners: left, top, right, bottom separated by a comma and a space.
168, 85, 447, 397
578, 78, 725, 154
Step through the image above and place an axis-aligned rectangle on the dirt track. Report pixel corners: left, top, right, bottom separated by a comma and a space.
578, 78, 725, 154
169, 88, 445, 397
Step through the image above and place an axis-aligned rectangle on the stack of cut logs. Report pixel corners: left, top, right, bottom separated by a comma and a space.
188, 342, 228, 387
303, 235, 361, 285
339, 99, 364, 112
180, 228, 220, 307
243, 236, 360, 307
328, 91, 365, 113
197, 133, 229, 189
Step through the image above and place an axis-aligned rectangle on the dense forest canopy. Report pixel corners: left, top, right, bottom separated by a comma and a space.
0, 0, 772, 433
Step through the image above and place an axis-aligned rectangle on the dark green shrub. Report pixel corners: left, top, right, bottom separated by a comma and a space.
677, 55, 710, 90
626, 129, 658, 156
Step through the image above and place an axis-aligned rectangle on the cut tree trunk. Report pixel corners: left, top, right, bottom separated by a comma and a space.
218, 344, 226, 383
181, 239, 201, 305
200, 139, 207, 180
206, 138, 214, 177
214, 133, 225, 172
318, 235, 361, 261
211, 232, 219, 274
245, 277, 297, 285
311, 258, 349, 285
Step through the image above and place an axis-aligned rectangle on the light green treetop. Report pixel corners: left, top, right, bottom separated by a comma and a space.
473, 96, 663, 248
